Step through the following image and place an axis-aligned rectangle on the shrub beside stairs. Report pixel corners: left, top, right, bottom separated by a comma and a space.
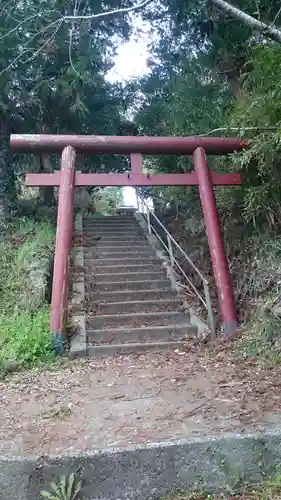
71, 208, 198, 357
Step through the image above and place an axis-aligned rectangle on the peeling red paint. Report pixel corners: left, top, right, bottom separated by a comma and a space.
26, 171, 242, 187
11, 134, 248, 155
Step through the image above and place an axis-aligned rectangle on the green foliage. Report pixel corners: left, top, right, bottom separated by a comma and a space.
237, 299, 281, 367
164, 467, 281, 498
220, 45, 281, 230
40, 474, 82, 500
0, 218, 55, 314
93, 187, 124, 215
0, 307, 54, 375
0, 0, 137, 198
0, 217, 55, 374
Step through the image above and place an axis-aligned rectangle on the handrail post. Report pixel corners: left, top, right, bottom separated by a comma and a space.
203, 281, 216, 339
51, 146, 76, 354
136, 193, 140, 212
167, 233, 174, 267
147, 209, 152, 234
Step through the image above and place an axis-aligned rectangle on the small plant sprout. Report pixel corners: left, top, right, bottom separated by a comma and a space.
40, 473, 82, 500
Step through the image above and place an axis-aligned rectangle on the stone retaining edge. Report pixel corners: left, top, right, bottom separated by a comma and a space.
1, 430, 281, 499
70, 213, 86, 357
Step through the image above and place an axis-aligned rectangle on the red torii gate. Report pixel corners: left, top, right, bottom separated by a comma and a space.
10, 134, 247, 350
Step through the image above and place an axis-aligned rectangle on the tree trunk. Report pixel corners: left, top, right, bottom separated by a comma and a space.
39, 155, 55, 206
212, 0, 281, 44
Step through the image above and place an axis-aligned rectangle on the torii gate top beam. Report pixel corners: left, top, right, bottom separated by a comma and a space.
10, 134, 248, 155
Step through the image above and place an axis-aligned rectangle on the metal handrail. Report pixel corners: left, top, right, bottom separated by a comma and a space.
137, 195, 216, 337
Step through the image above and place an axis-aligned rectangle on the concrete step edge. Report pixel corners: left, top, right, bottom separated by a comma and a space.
87, 311, 186, 320
85, 243, 150, 248
86, 341, 190, 352
84, 240, 149, 246
84, 217, 135, 220
94, 299, 182, 307
85, 230, 140, 234
84, 225, 138, 229
87, 324, 195, 336
84, 250, 152, 256
86, 279, 171, 289
85, 250, 155, 254
83, 248, 151, 255
85, 243, 150, 249
84, 257, 158, 263
84, 226, 137, 230
94, 271, 165, 279
86, 279, 170, 286
89, 289, 175, 298
87, 264, 162, 271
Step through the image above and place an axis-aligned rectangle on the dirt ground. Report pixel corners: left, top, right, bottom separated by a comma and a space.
1, 342, 281, 458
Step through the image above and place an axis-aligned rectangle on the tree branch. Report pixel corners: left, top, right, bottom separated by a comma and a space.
0, 0, 154, 76
0, 10, 63, 41
22, 21, 63, 64
68, 0, 81, 78
0, 19, 62, 76
272, 5, 281, 26
63, 0, 153, 21
212, 0, 281, 44
198, 126, 279, 137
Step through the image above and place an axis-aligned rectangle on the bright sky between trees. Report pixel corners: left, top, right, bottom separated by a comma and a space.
106, 16, 151, 207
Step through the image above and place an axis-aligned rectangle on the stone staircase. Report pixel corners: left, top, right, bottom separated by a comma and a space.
82, 211, 197, 356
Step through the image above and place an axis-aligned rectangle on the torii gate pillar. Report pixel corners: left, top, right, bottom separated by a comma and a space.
51, 146, 76, 353
193, 147, 237, 336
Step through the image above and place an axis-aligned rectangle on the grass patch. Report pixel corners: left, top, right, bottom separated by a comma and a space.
0, 217, 55, 314
236, 305, 281, 367
163, 468, 281, 498
0, 216, 56, 374
0, 307, 55, 375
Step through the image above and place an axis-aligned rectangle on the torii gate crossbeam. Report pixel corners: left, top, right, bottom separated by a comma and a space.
10, 134, 247, 351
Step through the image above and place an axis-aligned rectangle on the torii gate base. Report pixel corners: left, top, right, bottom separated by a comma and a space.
10, 134, 246, 352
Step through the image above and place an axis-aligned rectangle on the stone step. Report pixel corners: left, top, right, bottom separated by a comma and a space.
84, 225, 138, 232
85, 234, 145, 242
84, 215, 134, 220
84, 223, 137, 230
84, 257, 159, 266
84, 250, 156, 261
85, 234, 144, 242
87, 324, 196, 344
87, 311, 190, 329
83, 247, 153, 262
86, 341, 190, 357
84, 242, 151, 252
86, 232, 141, 239
91, 271, 166, 284
86, 279, 172, 292
85, 240, 149, 248
86, 263, 163, 274
92, 298, 182, 315
88, 289, 175, 303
